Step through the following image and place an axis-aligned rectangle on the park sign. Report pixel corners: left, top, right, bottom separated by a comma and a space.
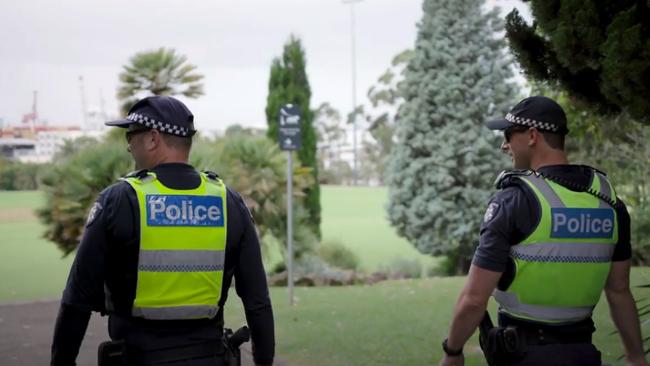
278, 104, 301, 151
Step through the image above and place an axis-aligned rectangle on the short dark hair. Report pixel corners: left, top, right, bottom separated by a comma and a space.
541, 131, 565, 150
161, 133, 193, 151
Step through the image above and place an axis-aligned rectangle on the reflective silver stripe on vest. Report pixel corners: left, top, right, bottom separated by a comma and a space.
510, 242, 615, 263
138, 250, 225, 272
132, 304, 219, 320
493, 291, 593, 323
521, 174, 565, 207
596, 173, 612, 209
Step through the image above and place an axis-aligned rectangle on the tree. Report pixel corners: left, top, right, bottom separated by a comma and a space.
117, 48, 204, 114
40, 133, 318, 258
533, 85, 650, 265
265, 35, 321, 238
191, 135, 317, 260
38, 141, 132, 255
386, 0, 518, 274
314, 102, 347, 184
506, 1, 650, 124
362, 49, 414, 184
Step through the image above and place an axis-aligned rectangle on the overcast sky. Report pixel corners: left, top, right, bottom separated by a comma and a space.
0, 0, 529, 133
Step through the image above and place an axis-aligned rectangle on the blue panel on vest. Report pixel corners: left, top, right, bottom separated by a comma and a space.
550, 208, 614, 239
145, 195, 224, 227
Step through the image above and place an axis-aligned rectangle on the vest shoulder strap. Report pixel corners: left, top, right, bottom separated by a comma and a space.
123, 169, 150, 180
494, 169, 534, 190
203, 170, 221, 181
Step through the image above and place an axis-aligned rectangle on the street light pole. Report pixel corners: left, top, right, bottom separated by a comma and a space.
343, 0, 363, 186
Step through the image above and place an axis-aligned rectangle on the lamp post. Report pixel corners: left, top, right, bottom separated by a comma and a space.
343, 0, 363, 185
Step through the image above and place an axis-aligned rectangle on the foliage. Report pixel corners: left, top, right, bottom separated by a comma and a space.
265, 35, 321, 238
52, 136, 100, 162
378, 257, 423, 279
361, 49, 414, 184
0, 159, 44, 191
386, 0, 518, 273
506, 1, 650, 124
191, 134, 318, 260
535, 86, 650, 264
37, 140, 132, 255
117, 47, 204, 114
314, 102, 359, 185
318, 240, 360, 271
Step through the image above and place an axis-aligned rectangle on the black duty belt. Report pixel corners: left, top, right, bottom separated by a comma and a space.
499, 313, 594, 346
130, 340, 225, 365
519, 327, 592, 346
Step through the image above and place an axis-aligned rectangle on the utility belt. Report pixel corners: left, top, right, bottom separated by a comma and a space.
479, 312, 594, 366
98, 326, 250, 366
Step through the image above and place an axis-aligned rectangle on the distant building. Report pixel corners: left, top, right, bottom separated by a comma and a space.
0, 138, 37, 160
0, 125, 106, 163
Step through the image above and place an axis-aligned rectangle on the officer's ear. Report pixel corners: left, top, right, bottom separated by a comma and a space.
527, 127, 540, 147
144, 129, 161, 151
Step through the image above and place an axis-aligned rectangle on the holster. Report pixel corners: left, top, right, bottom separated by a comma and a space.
223, 326, 250, 366
98, 340, 127, 366
479, 312, 526, 366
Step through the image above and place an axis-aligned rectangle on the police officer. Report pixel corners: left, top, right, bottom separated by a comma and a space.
439, 96, 647, 366
51, 96, 275, 366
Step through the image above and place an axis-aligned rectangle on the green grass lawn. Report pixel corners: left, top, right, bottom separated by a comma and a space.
222, 268, 650, 366
1, 189, 649, 365
0, 190, 44, 210
0, 191, 74, 302
320, 185, 436, 272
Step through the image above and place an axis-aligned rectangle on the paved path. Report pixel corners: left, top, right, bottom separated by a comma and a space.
0, 300, 262, 366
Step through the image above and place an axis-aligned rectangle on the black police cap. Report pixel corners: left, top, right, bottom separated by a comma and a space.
105, 96, 196, 137
485, 96, 569, 135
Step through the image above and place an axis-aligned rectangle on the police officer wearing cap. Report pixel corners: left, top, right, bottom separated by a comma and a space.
439, 96, 647, 366
51, 96, 275, 366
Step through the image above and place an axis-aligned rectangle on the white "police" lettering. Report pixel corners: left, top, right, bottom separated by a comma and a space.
149, 199, 221, 222
553, 213, 613, 234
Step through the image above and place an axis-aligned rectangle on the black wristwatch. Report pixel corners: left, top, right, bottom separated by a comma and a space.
442, 338, 463, 356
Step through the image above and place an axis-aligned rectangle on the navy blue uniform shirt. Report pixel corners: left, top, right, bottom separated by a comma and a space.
473, 164, 632, 275
51, 163, 274, 366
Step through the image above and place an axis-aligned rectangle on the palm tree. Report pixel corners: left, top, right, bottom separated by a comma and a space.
38, 141, 132, 255
191, 135, 317, 259
117, 47, 204, 113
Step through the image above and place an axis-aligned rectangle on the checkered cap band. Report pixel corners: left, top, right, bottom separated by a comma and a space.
505, 113, 559, 132
126, 113, 192, 136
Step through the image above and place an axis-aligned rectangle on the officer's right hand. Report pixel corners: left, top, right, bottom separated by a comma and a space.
438, 354, 464, 366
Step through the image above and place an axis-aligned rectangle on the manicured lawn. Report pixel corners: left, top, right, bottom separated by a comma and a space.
0, 191, 74, 302
223, 268, 650, 366
0, 190, 44, 210
2, 190, 648, 365
320, 185, 437, 271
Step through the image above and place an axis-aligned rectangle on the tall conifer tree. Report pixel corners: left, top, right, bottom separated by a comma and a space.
386, 0, 518, 273
266, 35, 321, 238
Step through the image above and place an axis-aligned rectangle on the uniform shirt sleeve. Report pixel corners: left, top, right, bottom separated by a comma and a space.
612, 198, 632, 261
230, 190, 275, 365
472, 184, 538, 272
51, 189, 111, 365
61, 190, 110, 310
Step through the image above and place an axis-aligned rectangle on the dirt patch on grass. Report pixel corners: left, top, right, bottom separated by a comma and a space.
0, 208, 37, 222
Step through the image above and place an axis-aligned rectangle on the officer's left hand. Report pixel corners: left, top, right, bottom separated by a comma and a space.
438, 354, 464, 366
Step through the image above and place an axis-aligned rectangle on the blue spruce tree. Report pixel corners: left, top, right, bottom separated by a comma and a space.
386, 0, 518, 274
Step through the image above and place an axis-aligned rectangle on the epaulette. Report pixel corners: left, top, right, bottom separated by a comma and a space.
203, 170, 220, 181
494, 169, 533, 189
124, 169, 150, 179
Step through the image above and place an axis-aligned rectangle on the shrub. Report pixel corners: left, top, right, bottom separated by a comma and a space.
318, 240, 360, 271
